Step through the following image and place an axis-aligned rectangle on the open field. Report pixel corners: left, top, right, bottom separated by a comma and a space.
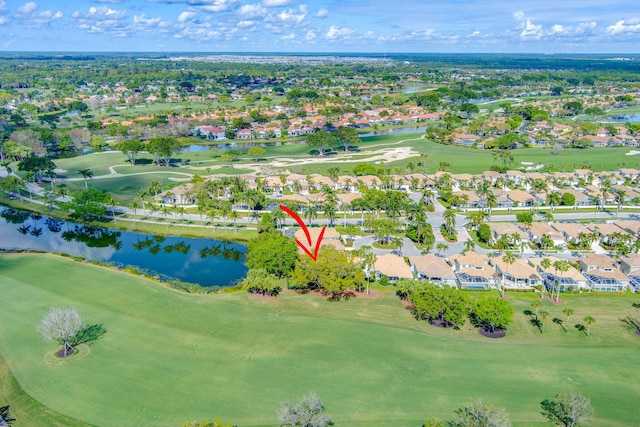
1, 253, 639, 426
28, 131, 639, 193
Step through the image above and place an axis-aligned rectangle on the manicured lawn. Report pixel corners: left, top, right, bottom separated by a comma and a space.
1, 253, 640, 426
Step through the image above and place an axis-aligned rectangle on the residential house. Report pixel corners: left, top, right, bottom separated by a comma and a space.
507, 189, 535, 207
235, 128, 252, 139
453, 133, 478, 147
576, 254, 630, 291
504, 170, 526, 186
193, 125, 226, 140
373, 254, 414, 282
486, 222, 529, 244
409, 254, 457, 287
587, 222, 632, 247
528, 256, 589, 291
449, 252, 495, 290
491, 255, 543, 289
526, 222, 566, 249
615, 220, 640, 237
551, 222, 591, 246
293, 227, 344, 254
560, 188, 592, 206
619, 254, 640, 291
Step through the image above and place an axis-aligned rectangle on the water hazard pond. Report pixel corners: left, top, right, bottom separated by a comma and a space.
0, 206, 248, 288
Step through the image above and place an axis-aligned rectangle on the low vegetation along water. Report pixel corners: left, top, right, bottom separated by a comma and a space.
0, 206, 248, 287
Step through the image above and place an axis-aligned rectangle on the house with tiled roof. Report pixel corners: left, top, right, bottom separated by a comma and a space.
491, 255, 543, 288
409, 254, 457, 287
526, 222, 566, 248
619, 254, 640, 291
449, 252, 495, 290
193, 125, 226, 140
294, 227, 344, 254
551, 222, 591, 246
374, 254, 413, 282
453, 133, 478, 147
528, 256, 589, 291
487, 222, 529, 243
507, 189, 535, 207
576, 254, 630, 291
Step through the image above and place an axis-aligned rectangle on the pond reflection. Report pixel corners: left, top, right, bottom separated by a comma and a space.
0, 206, 248, 287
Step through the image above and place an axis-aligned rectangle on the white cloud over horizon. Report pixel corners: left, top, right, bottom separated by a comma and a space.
0, 0, 638, 52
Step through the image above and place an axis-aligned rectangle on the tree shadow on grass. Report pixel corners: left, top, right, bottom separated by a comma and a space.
552, 317, 566, 332
620, 316, 640, 335
575, 324, 587, 335
72, 324, 107, 346
524, 309, 543, 332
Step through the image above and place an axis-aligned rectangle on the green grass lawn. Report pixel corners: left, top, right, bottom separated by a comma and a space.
1, 253, 640, 427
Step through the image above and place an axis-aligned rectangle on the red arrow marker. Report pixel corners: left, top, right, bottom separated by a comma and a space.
279, 204, 325, 261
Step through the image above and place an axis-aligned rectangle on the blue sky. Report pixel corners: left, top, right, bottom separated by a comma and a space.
0, 0, 639, 52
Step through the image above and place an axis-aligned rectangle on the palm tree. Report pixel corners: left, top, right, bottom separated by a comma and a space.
531, 300, 542, 320
539, 309, 550, 332
540, 257, 552, 298
443, 207, 456, 236
77, 168, 93, 189
464, 238, 475, 253
553, 259, 570, 301
324, 204, 337, 227
562, 307, 575, 333
272, 206, 286, 229
229, 209, 240, 232
436, 242, 448, 257
485, 192, 497, 217
599, 178, 611, 211
613, 189, 626, 217
583, 315, 596, 336
304, 205, 318, 225
148, 180, 161, 197
500, 251, 516, 297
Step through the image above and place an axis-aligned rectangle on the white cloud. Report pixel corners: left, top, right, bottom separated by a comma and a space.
280, 33, 295, 40
519, 19, 543, 40
236, 20, 255, 28
606, 18, 640, 35
91, 0, 124, 3
0, 16, 7, 26
278, 4, 307, 24
468, 31, 480, 37
238, 4, 266, 19
72, 6, 130, 36
277, 4, 306, 25
193, 0, 238, 13
513, 11, 525, 22
325, 25, 354, 40
134, 14, 169, 32
17, 2, 37, 15
148, 0, 237, 13
177, 11, 196, 23
0, 1, 7, 14
262, 0, 294, 6
315, 8, 328, 18
15, 2, 63, 28
305, 29, 315, 41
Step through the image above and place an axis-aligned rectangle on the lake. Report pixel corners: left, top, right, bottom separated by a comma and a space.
0, 206, 248, 288
606, 113, 640, 123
